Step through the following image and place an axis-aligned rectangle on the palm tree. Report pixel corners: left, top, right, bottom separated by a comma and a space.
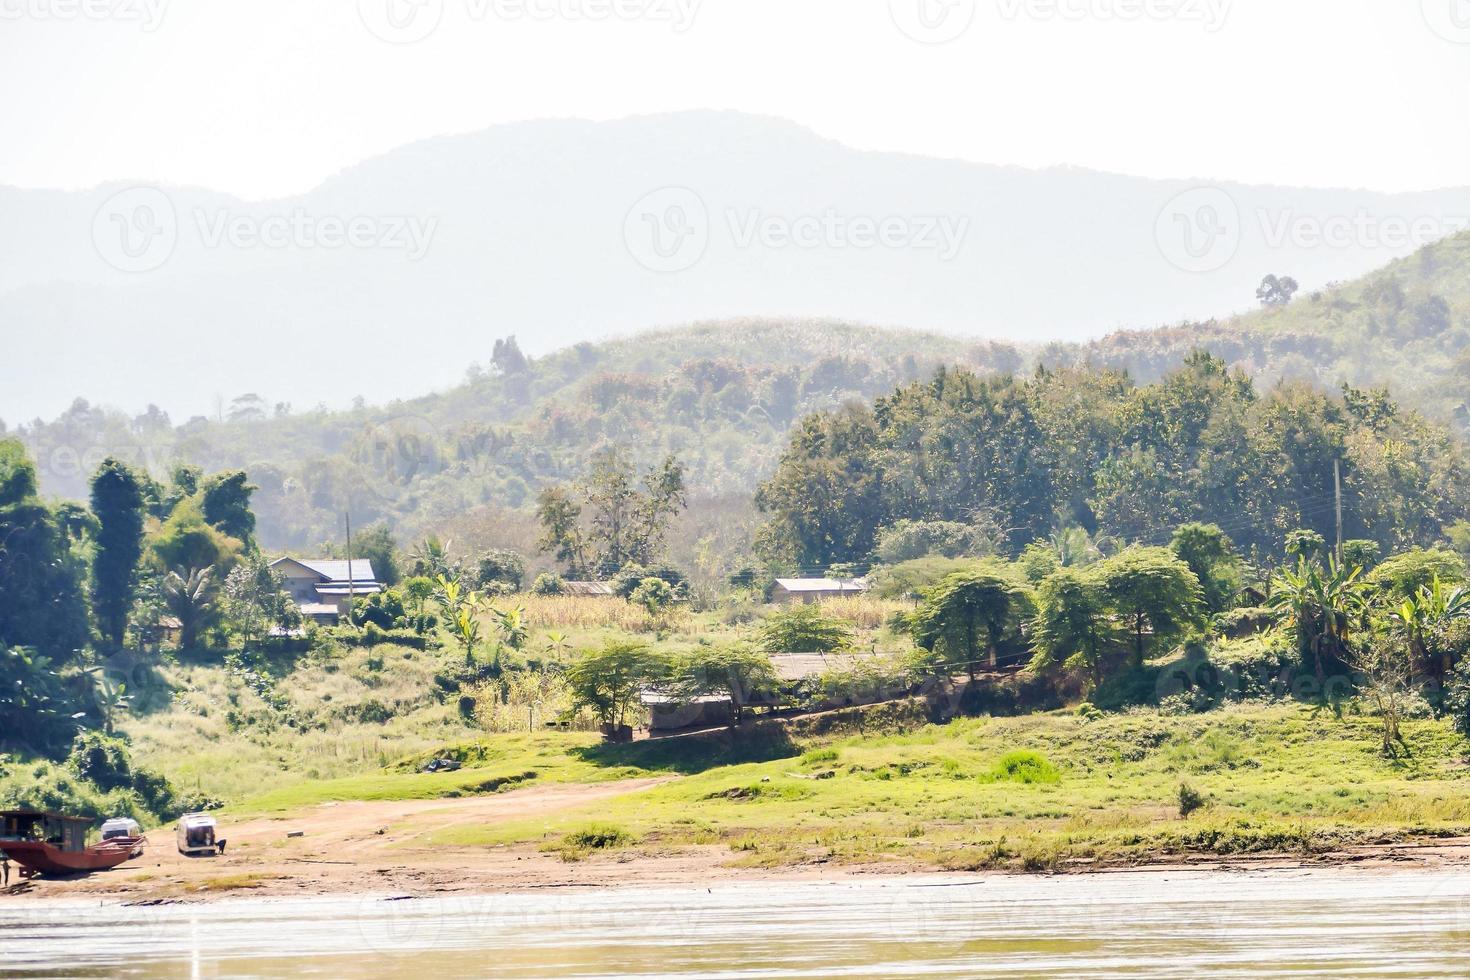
162, 566, 216, 651
1267, 557, 1370, 680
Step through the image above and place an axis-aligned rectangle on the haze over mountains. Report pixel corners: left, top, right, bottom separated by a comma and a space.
6, 111, 1470, 424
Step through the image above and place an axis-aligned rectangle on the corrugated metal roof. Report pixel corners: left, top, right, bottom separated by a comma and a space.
770, 652, 883, 681
313, 583, 383, 597
272, 557, 378, 584
773, 577, 870, 593
563, 581, 615, 596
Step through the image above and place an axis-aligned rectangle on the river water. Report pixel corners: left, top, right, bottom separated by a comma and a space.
4, 869, 1470, 978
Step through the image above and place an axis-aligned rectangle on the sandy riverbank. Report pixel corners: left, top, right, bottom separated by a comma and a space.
5, 775, 1470, 905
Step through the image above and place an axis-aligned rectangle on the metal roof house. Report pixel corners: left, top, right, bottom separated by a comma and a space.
772, 577, 870, 604
270, 557, 383, 623
562, 581, 616, 597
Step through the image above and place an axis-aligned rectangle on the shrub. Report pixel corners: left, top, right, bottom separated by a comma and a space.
66, 732, 177, 817
630, 576, 675, 615
355, 699, 394, 724
563, 824, 632, 850
757, 605, 854, 654
473, 549, 526, 592
985, 751, 1060, 784
353, 589, 407, 631
1446, 658, 1470, 739
611, 564, 688, 599
1178, 782, 1206, 818
530, 573, 565, 596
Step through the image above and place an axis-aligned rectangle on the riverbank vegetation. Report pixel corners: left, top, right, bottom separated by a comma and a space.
4, 332, 1470, 876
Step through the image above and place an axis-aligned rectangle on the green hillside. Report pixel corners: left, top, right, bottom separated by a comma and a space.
11, 233, 1470, 576
12, 320, 1013, 571
1077, 232, 1470, 426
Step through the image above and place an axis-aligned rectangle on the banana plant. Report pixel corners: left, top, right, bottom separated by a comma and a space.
1390, 577, 1470, 680
1267, 557, 1371, 680
492, 605, 529, 651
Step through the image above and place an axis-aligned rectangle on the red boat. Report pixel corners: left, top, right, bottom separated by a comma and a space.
1, 810, 146, 877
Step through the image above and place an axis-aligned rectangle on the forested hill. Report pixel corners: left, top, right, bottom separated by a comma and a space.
11, 320, 1014, 558
1069, 231, 1470, 428
10, 231, 1470, 569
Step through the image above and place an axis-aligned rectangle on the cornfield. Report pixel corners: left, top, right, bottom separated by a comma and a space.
813, 596, 914, 630
507, 595, 694, 633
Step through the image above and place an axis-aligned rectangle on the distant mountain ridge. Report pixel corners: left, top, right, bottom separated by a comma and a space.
7, 111, 1470, 423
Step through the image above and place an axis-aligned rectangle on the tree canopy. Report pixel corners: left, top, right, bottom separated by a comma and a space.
756, 354, 1469, 568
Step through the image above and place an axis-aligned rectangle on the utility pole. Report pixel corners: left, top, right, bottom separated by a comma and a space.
1334, 459, 1344, 564
345, 512, 356, 624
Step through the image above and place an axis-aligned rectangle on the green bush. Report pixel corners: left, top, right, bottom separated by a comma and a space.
67, 732, 176, 816
757, 605, 854, 654
355, 700, 395, 724
530, 573, 565, 596
1178, 782, 1207, 818
563, 824, 632, 849
984, 751, 1060, 784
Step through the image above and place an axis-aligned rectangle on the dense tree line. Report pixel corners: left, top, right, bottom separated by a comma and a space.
755, 353, 1469, 568
0, 438, 297, 763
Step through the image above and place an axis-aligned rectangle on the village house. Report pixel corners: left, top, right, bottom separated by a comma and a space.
270, 557, 383, 624
771, 577, 870, 604
561, 581, 616, 597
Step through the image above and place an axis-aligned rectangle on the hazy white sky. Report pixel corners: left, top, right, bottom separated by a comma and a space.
1, 0, 1468, 197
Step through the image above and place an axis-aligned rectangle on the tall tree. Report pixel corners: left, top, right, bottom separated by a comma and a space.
201, 470, 257, 545
1096, 547, 1205, 669
911, 564, 1034, 679
536, 450, 686, 577
90, 457, 146, 648
0, 441, 88, 658
1169, 523, 1243, 614
352, 523, 401, 586
1029, 567, 1121, 690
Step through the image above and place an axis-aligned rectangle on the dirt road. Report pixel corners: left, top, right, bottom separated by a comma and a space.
3, 777, 692, 903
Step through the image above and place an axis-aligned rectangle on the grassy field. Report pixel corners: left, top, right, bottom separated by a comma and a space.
409, 702, 1470, 871
108, 590, 1470, 875
119, 595, 915, 807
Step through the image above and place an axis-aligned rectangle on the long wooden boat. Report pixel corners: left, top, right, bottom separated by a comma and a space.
1, 809, 146, 877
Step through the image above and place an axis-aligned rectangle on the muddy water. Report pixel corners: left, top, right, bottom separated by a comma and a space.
5, 869, 1470, 978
